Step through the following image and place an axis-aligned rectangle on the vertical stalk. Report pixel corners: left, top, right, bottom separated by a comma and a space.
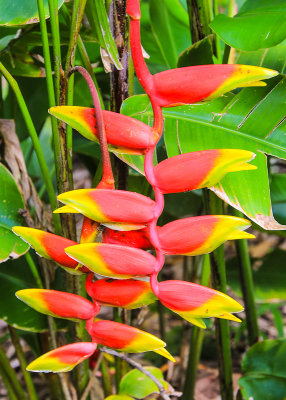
109, 0, 129, 385
0, 364, 18, 400
8, 326, 38, 400
110, 0, 129, 190
48, 0, 62, 105
0, 344, 28, 400
37, 0, 61, 217
25, 252, 44, 288
234, 210, 259, 345
0, 62, 61, 233
187, 0, 212, 43
182, 255, 211, 400
205, 190, 234, 400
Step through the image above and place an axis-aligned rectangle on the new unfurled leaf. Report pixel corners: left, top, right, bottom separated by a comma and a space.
16, 289, 97, 320
86, 319, 174, 361
158, 215, 254, 256
57, 189, 155, 231
65, 243, 155, 279
49, 107, 157, 154
158, 280, 243, 328
27, 342, 97, 373
154, 149, 256, 193
86, 277, 157, 309
12, 227, 89, 274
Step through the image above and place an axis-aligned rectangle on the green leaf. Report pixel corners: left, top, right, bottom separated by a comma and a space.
0, 163, 29, 262
105, 396, 133, 400
121, 76, 286, 230
140, 1, 190, 73
239, 339, 286, 400
236, 39, 286, 74
119, 367, 168, 399
149, 0, 188, 69
0, 46, 45, 77
85, 0, 121, 70
177, 35, 214, 67
0, 255, 48, 332
210, 0, 286, 51
227, 250, 286, 302
270, 173, 286, 224
0, 0, 64, 26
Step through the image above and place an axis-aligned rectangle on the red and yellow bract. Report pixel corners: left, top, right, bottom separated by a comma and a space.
127, 0, 278, 107
102, 227, 152, 250
158, 215, 254, 255
86, 319, 174, 361
85, 277, 157, 309
154, 149, 256, 193
57, 189, 155, 231
12, 226, 89, 274
157, 280, 243, 328
49, 106, 158, 155
65, 243, 156, 279
16, 289, 97, 321
27, 343, 97, 373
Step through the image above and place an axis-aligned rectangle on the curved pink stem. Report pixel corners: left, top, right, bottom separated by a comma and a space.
69, 66, 114, 188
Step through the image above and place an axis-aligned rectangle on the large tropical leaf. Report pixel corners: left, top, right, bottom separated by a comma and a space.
239, 339, 286, 400
0, 163, 29, 262
120, 75, 286, 230
210, 0, 286, 51
0, 0, 64, 26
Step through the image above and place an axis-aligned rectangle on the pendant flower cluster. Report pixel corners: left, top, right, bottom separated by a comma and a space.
13, 0, 277, 373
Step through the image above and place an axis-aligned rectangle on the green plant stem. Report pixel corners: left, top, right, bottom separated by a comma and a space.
37, 0, 62, 210
182, 254, 211, 400
48, 0, 62, 105
25, 252, 44, 288
8, 326, 38, 400
101, 357, 113, 397
187, 0, 212, 43
204, 190, 234, 400
0, 344, 29, 400
0, 363, 18, 400
0, 62, 61, 233
60, 3, 104, 108
234, 210, 259, 345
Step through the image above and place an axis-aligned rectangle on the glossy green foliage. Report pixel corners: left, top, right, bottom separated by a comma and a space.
227, 250, 286, 302
0, 256, 47, 331
85, 0, 121, 70
177, 35, 214, 67
0, 0, 64, 26
239, 339, 286, 400
0, 163, 29, 262
119, 367, 168, 399
210, 0, 286, 51
121, 76, 286, 230
270, 174, 286, 224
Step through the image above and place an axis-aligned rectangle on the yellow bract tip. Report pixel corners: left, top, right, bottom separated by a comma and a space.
153, 348, 175, 362
54, 205, 80, 214
217, 313, 242, 323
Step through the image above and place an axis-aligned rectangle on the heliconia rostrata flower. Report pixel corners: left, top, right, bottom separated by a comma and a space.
13, 0, 278, 373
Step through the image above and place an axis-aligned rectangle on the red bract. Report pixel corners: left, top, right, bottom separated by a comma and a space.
12, 226, 89, 274
57, 189, 155, 231
16, 289, 98, 321
49, 106, 158, 155
157, 280, 243, 328
102, 227, 152, 250
157, 215, 254, 256
86, 319, 174, 361
154, 149, 256, 193
65, 243, 156, 279
85, 277, 157, 309
127, 0, 277, 107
